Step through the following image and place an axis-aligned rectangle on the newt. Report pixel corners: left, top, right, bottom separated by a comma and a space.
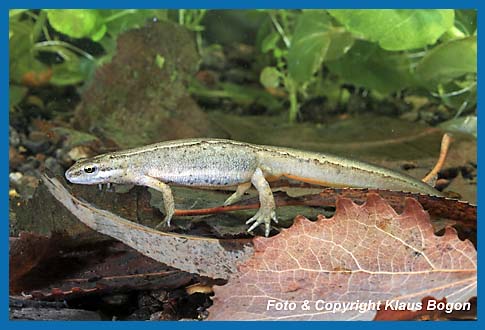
65, 138, 441, 236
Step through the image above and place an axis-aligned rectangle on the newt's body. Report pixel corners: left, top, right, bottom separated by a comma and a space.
65, 138, 441, 236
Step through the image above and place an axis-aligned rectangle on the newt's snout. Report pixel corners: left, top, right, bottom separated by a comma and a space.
65, 160, 103, 184
65, 163, 89, 184
65, 167, 75, 182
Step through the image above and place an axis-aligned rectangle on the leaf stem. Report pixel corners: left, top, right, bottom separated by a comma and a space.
287, 79, 299, 123
269, 12, 290, 48
430, 82, 476, 98
103, 9, 137, 23
35, 40, 95, 61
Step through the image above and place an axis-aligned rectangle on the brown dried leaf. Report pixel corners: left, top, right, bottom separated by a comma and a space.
9, 232, 60, 293
41, 175, 254, 280
10, 231, 195, 298
208, 194, 476, 320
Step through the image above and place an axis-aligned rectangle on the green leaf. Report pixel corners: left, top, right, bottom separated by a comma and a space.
328, 9, 455, 50
221, 83, 281, 110
46, 9, 107, 41
9, 9, 28, 18
439, 116, 476, 138
90, 24, 107, 42
49, 51, 94, 86
327, 40, 417, 94
261, 32, 280, 53
102, 10, 168, 37
10, 85, 28, 107
288, 11, 353, 84
416, 36, 476, 84
9, 19, 35, 82
50, 62, 86, 86
155, 54, 165, 69
454, 10, 477, 36
189, 80, 282, 111
260, 66, 281, 88
288, 11, 331, 83
324, 30, 354, 61
433, 78, 476, 112
10, 53, 49, 85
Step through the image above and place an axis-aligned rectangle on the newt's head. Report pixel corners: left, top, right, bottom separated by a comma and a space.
65, 154, 124, 184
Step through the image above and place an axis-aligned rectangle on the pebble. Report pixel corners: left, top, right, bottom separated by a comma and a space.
21, 130, 52, 154
17, 174, 40, 199
17, 156, 40, 173
67, 146, 92, 162
400, 110, 419, 122
9, 126, 20, 147
44, 157, 64, 176
101, 294, 130, 306
149, 311, 173, 321
35, 153, 46, 162
9, 146, 25, 170
435, 178, 450, 191
224, 68, 254, 84
9, 189, 20, 198
9, 172, 23, 186
23, 139, 50, 154
55, 148, 69, 164
201, 45, 227, 71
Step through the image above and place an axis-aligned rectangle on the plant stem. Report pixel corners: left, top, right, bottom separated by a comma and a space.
179, 9, 185, 25
448, 25, 466, 39
31, 10, 47, 45
35, 40, 95, 60
430, 81, 476, 98
287, 79, 299, 123
103, 10, 136, 23
269, 12, 290, 48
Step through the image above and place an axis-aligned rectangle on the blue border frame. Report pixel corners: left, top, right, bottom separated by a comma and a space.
3, 0, 481, 327
0, 0, 481, 9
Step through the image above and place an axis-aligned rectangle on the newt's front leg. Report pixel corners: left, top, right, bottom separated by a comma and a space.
246, 168, 278, 237
223, 182, 252, 206
139, 175, 175, 229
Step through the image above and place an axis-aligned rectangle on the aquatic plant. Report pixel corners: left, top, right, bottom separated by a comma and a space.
257, 9, 476, 122
9, 9, 476, 126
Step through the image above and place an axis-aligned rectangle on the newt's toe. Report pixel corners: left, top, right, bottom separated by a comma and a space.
246, 208, 277, 237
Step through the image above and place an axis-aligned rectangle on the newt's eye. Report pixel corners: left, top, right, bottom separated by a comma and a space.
84, 165, 98, 174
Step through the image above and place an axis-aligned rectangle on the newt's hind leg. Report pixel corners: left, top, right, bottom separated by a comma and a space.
246, 168, 278, 237
224, 182, 252, 206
